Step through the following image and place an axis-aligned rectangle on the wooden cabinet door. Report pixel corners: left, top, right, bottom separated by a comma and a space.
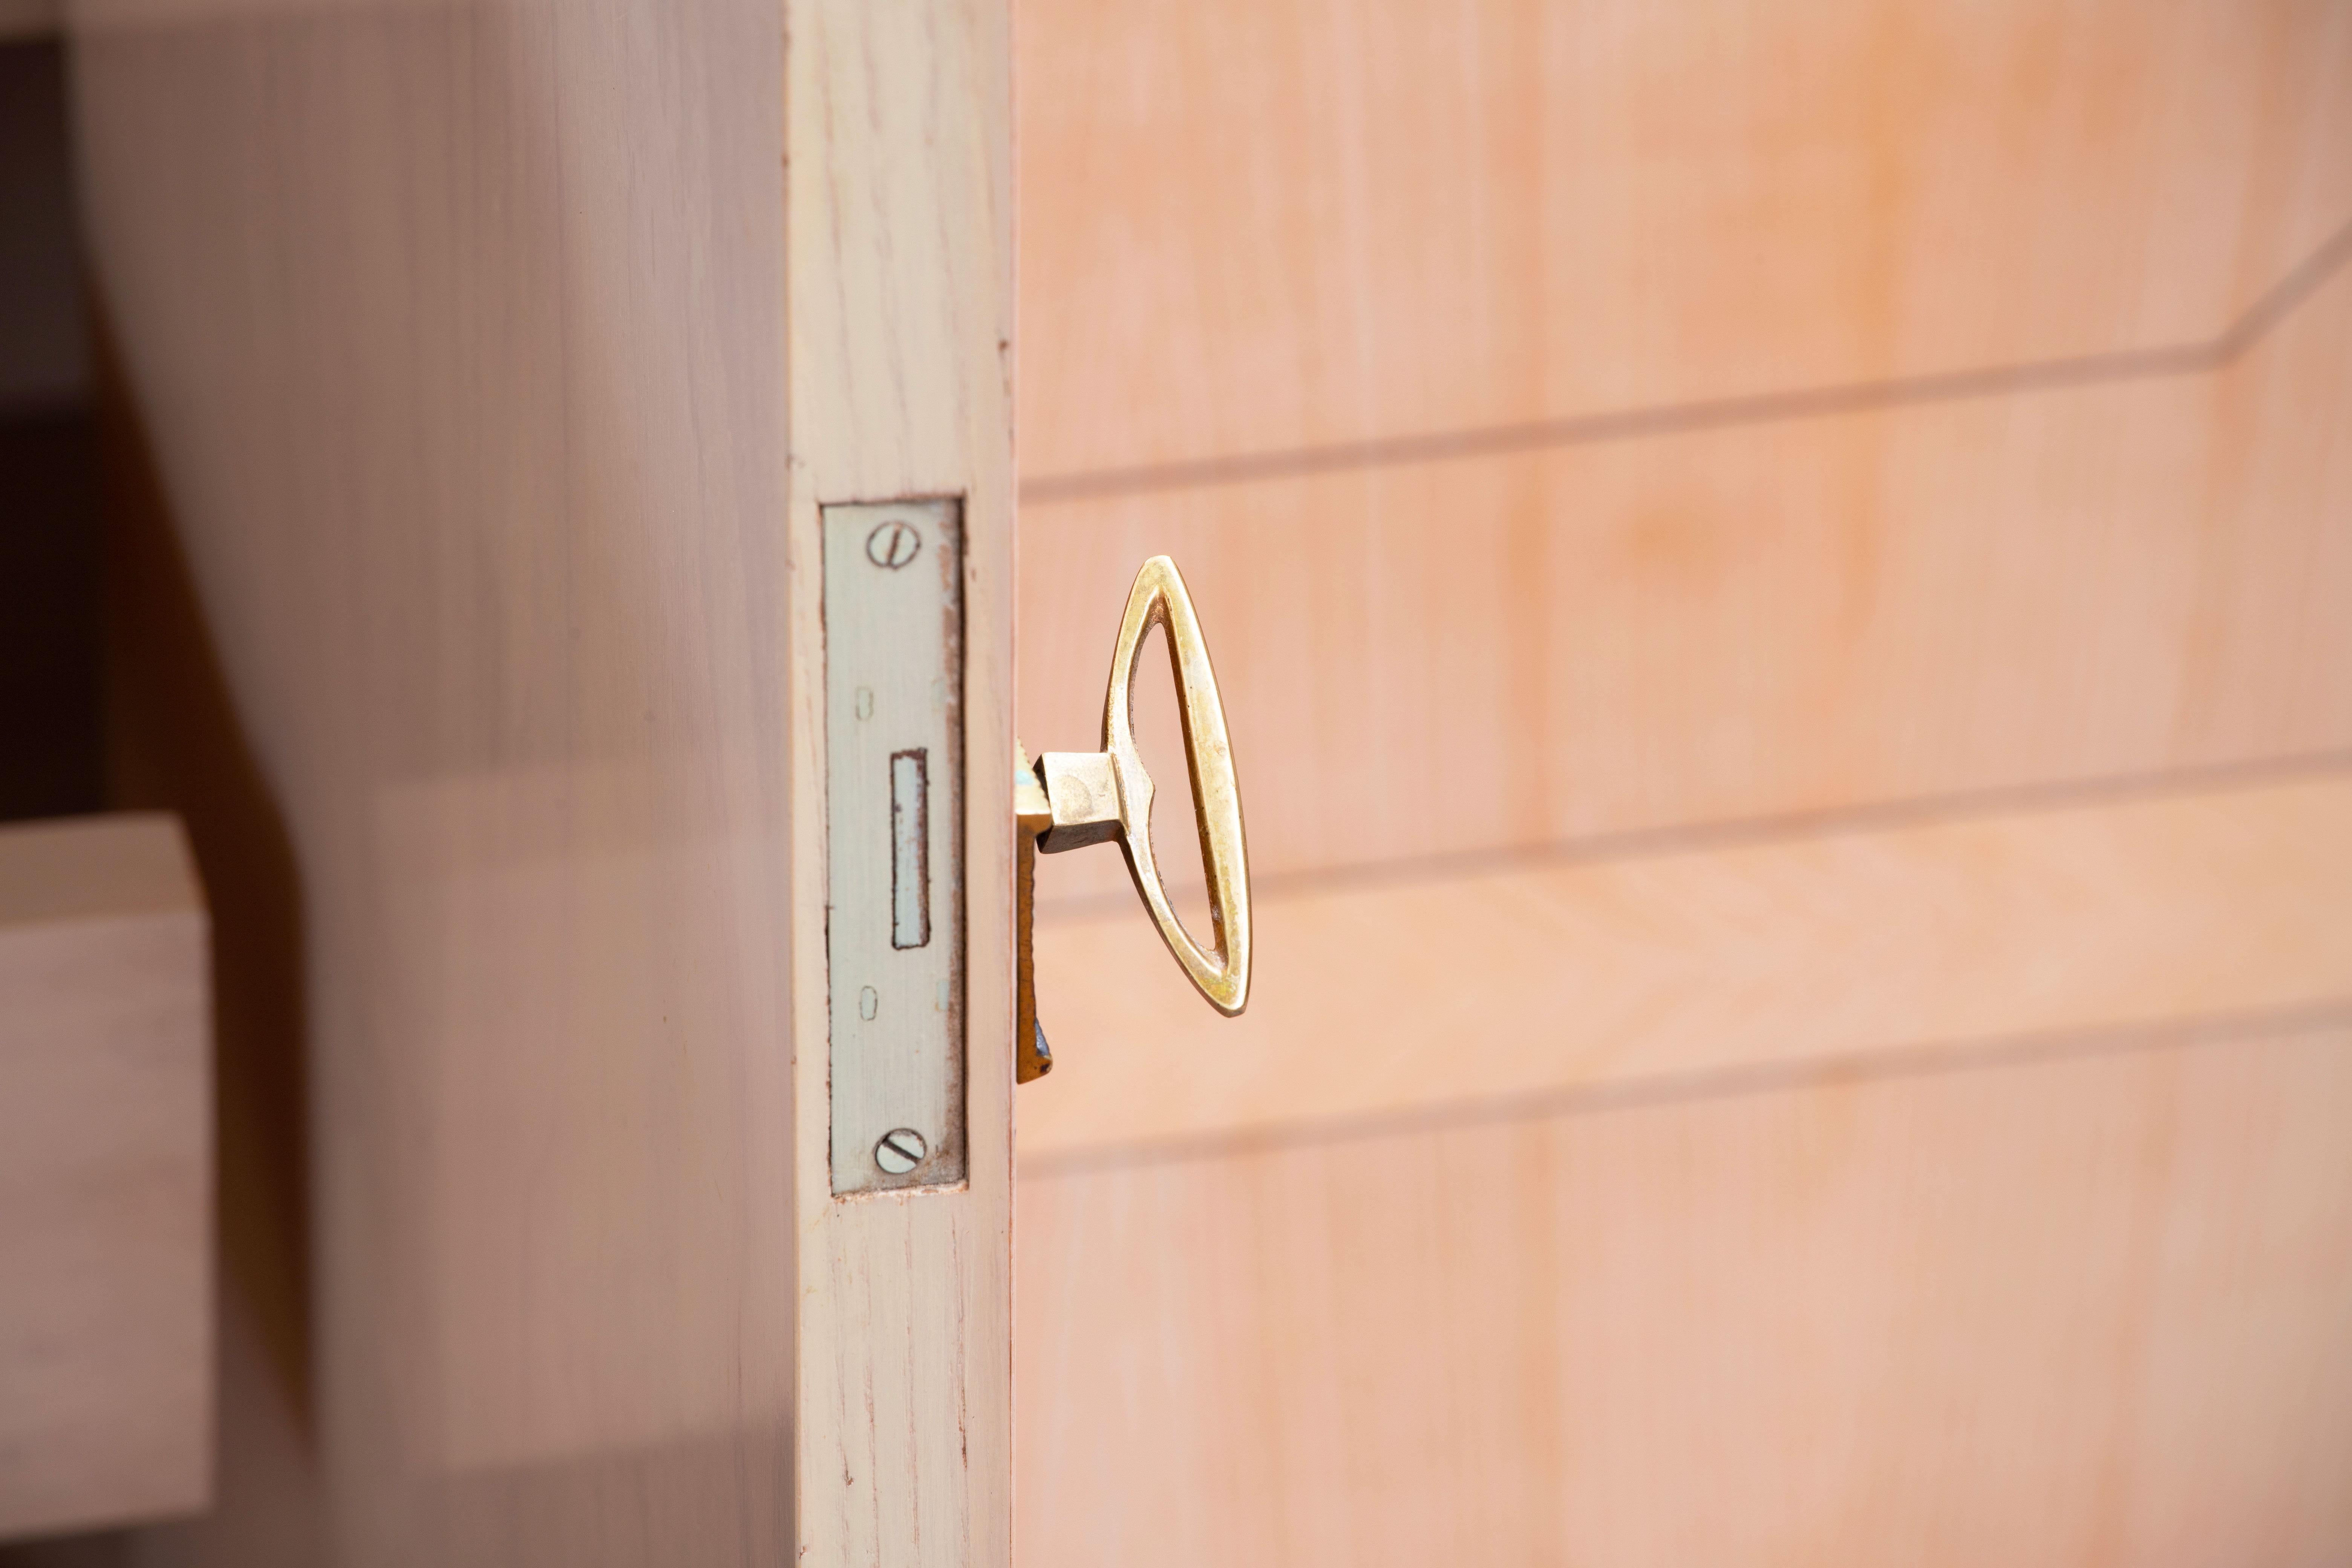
60, 3, 2352, 1565
71, 2, 1014, 1563
1007, 3, 2352, 1565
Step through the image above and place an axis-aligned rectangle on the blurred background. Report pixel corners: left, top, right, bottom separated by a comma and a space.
0, 24, 99, 827
2, 1, 2349, 1564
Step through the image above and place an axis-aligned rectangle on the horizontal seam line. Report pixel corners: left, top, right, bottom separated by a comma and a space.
1020, 212, 2352, 505
1019, 996, 2352, 1179
1035, 747, 2352, 922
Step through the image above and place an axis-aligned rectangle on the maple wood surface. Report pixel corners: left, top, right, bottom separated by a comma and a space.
782, 5, 1018, 1564
1020, 238, 2352, 906
1018, 0, 2352, 482
0, 813, 208, 1543
1022, 770, 2352, 1161
1018, 1021, 2352, 1568
68, 0, 1017, 1562
74, 14, 797, 1549
44, 0, 2352, 1561
1008, 4, 2352, 1565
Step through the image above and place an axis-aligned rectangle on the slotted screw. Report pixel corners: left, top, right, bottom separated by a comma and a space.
875, 1128, 927, 1175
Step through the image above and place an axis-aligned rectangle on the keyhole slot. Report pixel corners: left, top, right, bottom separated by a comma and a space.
890, 748, 931, 950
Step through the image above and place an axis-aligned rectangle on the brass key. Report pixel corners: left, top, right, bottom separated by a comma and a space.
1015, 556, 1252, 1082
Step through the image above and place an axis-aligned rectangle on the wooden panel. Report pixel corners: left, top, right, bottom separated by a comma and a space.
0, 813, 207, 1541
1020, 248, 2352, 903
1016, 1023, 2352, 1568
1006, 11, 2352, 1566
1017, 770, 2352, 1560
784, 2, 1016, 1562
70, 0, 1015, 1561
75, 11, 801, 1544
1017, 0, 2352, 481
1022, 770, 2352, 1158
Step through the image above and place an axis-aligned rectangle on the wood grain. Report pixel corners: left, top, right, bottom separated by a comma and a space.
785, 2, 1015, 1562
1016, 1021, 2352, 1568
1021, 243, 2352, 903
64, 0, 1018, 1561
76, 8, 803, 1536
1017, 0, 2352, 481
1023, 770, 2352, 1160
1001, 9, 2352, 1565
1016, 769, 2352, 1562
0, 813, 208, 1542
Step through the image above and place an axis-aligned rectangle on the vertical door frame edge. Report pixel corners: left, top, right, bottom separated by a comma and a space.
784, 1, 1017, 1564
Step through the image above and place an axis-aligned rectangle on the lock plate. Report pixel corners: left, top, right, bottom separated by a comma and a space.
823, 499, 965, 1196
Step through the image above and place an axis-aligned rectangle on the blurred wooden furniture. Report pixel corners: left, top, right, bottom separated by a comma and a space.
1012, 2, 2352, 1564
0, 813, 207, 1542
70, 0, 1015, 1562
0, 4, 59, 43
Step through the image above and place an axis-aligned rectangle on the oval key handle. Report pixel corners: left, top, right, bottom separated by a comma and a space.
1029, 556, 1251, 1017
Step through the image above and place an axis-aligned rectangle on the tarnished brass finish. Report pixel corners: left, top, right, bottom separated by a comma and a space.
1036, 750, 1122, 851
1013, 748, 1054, 1084
1014, 556, 1253, 1081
